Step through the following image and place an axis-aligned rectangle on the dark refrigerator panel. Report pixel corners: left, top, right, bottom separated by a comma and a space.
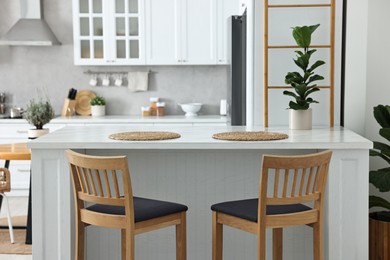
230, 13, 246, 126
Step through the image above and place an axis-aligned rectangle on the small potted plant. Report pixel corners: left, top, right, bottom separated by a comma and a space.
369, 104, 390, 258
90, 96, 106, 116
23, 98, 55, 139
283, 24, 325, 130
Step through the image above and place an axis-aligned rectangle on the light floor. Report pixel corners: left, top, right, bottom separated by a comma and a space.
0, 196, 32, 260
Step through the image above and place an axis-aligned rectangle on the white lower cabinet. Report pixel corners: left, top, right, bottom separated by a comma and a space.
0, 124, 31, 197
0, 123, 65, 196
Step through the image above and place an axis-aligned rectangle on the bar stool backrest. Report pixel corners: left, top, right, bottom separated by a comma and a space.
66, 150, 134, 226
259, 150, 332, 220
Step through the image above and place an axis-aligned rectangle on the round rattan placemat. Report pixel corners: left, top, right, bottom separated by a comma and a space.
212, 131, 288, 141
109, 131, 181, 141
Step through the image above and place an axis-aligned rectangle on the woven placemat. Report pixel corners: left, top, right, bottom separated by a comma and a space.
109, 131, 181, 141
212, 131, 288, 141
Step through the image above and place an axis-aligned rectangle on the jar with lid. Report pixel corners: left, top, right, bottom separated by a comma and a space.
156, 102, 165, 116
141, 106, 150, 117
149, 97, 159, 116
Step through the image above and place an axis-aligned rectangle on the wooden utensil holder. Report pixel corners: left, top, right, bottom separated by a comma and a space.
61, 99, 77, 116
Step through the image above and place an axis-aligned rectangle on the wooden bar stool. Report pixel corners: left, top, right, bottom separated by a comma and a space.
0, 143, 32, 244
0, 168, 14, 243
66, 150, 188, 260
211, 150, 332, 260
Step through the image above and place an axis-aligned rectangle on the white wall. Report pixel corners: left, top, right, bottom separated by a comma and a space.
365, 0, 390, 144
343, 0, 369, 135
364, 0, 390, 207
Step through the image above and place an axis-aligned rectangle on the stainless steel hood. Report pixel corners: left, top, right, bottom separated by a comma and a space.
0, 0, 61, 46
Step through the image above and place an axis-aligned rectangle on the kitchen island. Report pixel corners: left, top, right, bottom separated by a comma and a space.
28, 125, 372, 260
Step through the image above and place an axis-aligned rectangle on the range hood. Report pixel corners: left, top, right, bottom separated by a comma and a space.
0, 0, 61, 46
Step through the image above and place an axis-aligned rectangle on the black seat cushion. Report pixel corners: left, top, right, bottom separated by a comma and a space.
211, 198, 311, 222
87, 197, 188, 223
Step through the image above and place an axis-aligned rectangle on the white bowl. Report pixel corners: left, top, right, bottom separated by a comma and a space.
178, 103, 203, 117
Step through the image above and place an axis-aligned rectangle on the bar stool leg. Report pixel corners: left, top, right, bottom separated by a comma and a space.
212, 211, 223, 260
1, 193, 14, 244
272, 228, 282, 260
176, 212, 187, 260
25, 173, 32, 244
313, 222, 323, 260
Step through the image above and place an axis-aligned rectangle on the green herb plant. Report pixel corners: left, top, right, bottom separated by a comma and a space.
283, 24, 326, 110
24, 99, 55, 129
90, 96, 106, 106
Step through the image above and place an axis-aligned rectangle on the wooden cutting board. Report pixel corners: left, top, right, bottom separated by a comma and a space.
75, 90, 96, 116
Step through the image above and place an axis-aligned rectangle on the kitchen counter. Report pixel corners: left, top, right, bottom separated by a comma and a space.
0, 115, 228, 124
28, 126, 372, 260
29, 125, 371, 150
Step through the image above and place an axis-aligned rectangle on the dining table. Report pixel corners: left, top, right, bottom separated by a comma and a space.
0, 142, 32, 244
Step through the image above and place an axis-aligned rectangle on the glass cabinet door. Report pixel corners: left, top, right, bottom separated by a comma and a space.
77, 0, 105, 61
73, 0, 144, 65
113, 0, 141, 60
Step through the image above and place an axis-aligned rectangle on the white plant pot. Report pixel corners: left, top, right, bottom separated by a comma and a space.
91, 105, 105, 117
289, 109, 312, 130
28, 128, 49, 139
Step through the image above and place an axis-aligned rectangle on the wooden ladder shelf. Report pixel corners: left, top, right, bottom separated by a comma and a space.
263, 0, 336, 127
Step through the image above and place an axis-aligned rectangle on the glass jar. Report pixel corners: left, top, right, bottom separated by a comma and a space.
141, 106, 150, 117
157, 102, 165, 116
149, 97, 159, 116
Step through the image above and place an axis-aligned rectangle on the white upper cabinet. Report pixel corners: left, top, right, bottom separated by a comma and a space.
73, 0, 239, 65
217, 0, 240, 64
182, 0, 217, 64
146, 0, 217, 65
145, 0, 180, 64
73, 0, 145, 65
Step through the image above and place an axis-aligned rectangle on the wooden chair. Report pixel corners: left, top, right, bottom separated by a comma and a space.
211, 150, 332, 260
66, 150, 187, 260
0, 168, 14, 244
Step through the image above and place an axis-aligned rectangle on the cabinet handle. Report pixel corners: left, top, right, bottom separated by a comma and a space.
178, 60, 182, 62
17, 168, 31, 173
182, 60, 187, 62
16, 130, 28, 134
219, 59, 223, 62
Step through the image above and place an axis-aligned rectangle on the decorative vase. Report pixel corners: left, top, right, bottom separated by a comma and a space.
91, 105, 105, 116
28, 128, 49, 139
289, 109, 312, 130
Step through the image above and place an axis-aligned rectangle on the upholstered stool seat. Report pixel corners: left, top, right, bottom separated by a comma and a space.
211, 199, 311, 222
88, 197, 188, 222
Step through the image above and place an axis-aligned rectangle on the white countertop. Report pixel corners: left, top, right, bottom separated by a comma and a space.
28, 125, 372, 150
0, 115, 227, 124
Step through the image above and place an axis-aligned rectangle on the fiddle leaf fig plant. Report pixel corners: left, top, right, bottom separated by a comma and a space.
370, 105, 390, 211
283, 24, 326, 110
